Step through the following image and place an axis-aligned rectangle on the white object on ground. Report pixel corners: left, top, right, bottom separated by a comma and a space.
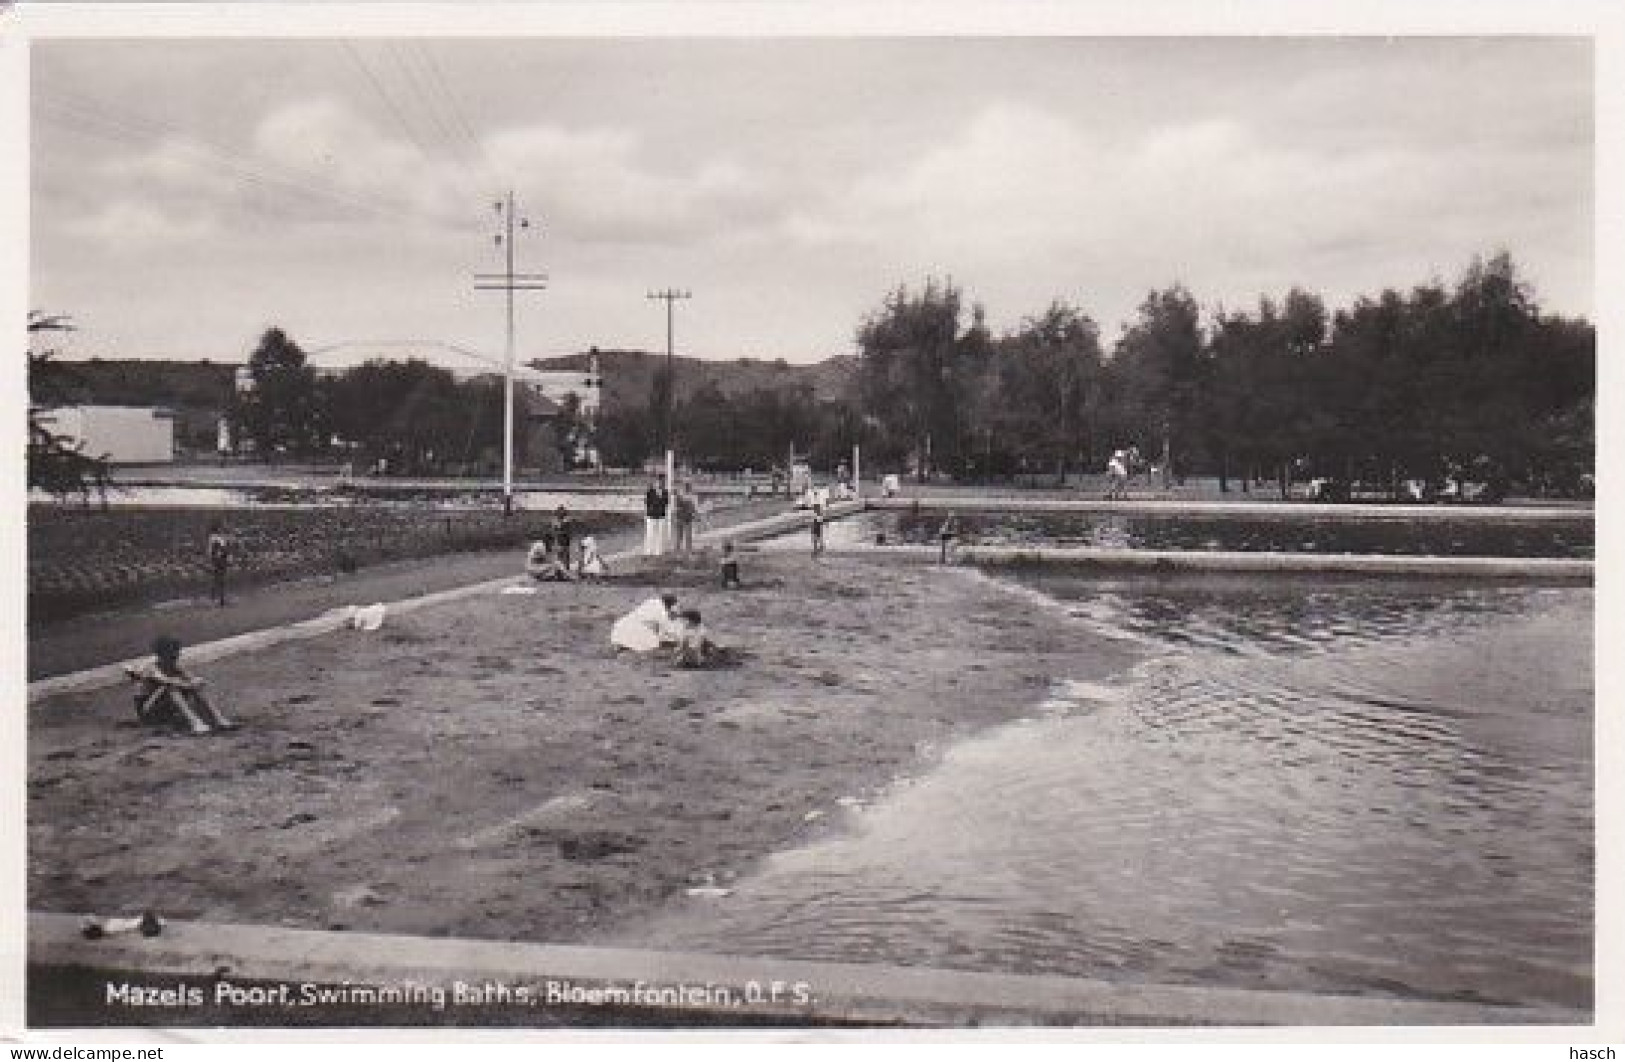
81, 912, 163, 939
351, 603, 387, 631
500, 585, 538, 596
684, 885, 733, 899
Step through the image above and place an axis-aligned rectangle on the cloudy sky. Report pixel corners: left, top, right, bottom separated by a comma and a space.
30, 35, 1593, 368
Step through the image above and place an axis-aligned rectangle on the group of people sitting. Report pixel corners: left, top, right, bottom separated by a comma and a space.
525, 506, 607, 582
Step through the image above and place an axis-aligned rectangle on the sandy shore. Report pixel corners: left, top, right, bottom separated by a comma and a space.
28, 549, 1143, 947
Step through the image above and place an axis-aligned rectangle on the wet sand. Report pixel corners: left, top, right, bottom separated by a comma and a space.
28, 550, 1143, 947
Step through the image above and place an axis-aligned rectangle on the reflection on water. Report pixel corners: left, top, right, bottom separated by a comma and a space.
625, 578, 1593, 1010
781, 509, 1593, 558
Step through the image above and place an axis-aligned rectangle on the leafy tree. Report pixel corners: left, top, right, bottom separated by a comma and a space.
855, 279, 981, 479
989, 302, 1105, 483
326, 359, 479, 474
27, 312, 110, 505
1109, 285, 1204, 481
236, 328, 324, 456
1203, 289, 1331, 494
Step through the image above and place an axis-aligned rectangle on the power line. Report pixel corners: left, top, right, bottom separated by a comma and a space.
385, 43, 473, 171
36, 94, 408, 225
338, 39, 443, 168
411, 42, 502, 181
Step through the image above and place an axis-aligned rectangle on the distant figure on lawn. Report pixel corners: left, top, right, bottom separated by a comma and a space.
938, 511, 958, 564
526, 530, 576, 582
610, 593, 680, 653
671, 608, 736, 669
720, 540, 743, 589
644, 474, 671, 556
206, 521, 234, 606
810, 505, 826, 557
1106, 449, 1130, 500
551, 506, 576, 570
579, 535, 608, 581
125, 635, 238, 736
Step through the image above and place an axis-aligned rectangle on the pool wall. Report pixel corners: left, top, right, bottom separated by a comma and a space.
27, 913, 1589, 1028
864, 496, 1592, 523
844, 543, 1593, 581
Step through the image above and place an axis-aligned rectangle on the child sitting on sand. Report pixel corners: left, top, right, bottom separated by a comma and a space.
671, 608, 734, 669
526, 532, 576, 582
579, 535, 607, 581
719, 540, 742, 589
124, 635, 238, 736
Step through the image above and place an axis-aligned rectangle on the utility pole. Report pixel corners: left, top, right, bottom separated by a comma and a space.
475, 191, 546, 514
646, 287, 690, 485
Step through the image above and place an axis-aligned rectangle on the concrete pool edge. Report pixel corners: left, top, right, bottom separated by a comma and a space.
25, 913, 1590, 1028
847, 544, 1594, 581
864, 496, 1593, 521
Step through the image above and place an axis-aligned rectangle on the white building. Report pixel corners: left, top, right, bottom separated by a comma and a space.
39, 405, 176, 464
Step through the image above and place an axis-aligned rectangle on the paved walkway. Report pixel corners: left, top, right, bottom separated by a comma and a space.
27, 495, 799, 681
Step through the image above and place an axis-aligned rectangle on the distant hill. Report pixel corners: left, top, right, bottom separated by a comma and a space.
532, 349, 858, 412
38, 358, 237, 409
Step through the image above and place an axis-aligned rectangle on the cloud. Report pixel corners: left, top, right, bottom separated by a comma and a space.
63, 199, 218, 250
252, 98, 474, 225
488, 123, 785, 245
774, 98, 1589, 334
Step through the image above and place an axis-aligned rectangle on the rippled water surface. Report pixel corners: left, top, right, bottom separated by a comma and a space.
781, 508, 1593, 558
630, 577, 1593, 1010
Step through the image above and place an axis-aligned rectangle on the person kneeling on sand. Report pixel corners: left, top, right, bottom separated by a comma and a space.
610, 593, 680, 653
124, 635, 238, 736
671, 608, 735, 669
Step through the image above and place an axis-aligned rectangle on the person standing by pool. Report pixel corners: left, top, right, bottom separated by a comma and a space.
206, 520, 234, 607
938, 511, 958, 564
644, 473, 670, 556
671, 480, 699, 556
1106, 450, 1129, 500
810, 504, 826, 558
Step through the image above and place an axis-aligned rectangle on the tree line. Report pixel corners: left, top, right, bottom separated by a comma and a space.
30, 250, 1594, 498
847, 252, 1593, 497
226, 328, 585, 475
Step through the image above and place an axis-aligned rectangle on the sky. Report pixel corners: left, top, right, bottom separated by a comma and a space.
29, 34, 1595, 369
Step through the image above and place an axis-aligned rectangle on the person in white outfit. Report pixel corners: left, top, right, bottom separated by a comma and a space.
610, 593, 679, 653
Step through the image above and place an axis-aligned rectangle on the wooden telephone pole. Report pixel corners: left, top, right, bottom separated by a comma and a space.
474, 191, 546, 514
